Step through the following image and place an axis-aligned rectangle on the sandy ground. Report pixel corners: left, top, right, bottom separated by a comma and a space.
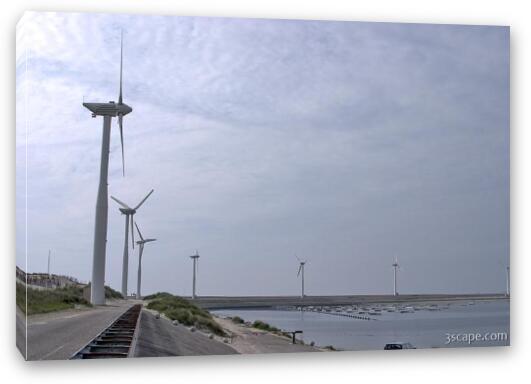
214, 316, 320, 354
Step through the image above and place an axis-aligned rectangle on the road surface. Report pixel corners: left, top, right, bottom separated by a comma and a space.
25, 300, 134, 360
16, 306, 26, 358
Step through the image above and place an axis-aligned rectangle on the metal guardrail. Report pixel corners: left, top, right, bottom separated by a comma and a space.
70, 304, 142, 359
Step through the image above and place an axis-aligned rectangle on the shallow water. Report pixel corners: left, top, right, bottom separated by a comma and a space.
212, 299, 509, 351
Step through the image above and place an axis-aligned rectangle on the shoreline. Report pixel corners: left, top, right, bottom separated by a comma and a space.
213, 315, 323, 354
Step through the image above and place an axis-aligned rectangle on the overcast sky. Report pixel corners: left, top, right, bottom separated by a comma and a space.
16, 12, 509, 296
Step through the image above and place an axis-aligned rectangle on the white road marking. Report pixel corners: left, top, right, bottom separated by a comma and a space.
39, 344, 64, 360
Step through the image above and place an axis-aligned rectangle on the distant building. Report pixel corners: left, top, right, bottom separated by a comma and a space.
16, 266, 83, 289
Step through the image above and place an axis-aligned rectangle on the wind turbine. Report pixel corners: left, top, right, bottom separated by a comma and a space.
190, 251, 200, 299
392, 257, 400, 296
506, 265, 510, 297
83, 31, 133, 305
111, 189, 154, 298
47, 249, 51, 278
297, 257, 307, 299
134, 222, 156, 299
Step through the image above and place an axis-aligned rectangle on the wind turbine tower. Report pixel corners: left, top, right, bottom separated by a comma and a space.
135, 222, 156, 299
111, 189, 154, 298
83, 32, 132, 304
47, 250, 51, 278
190, 251, 200, 299
392, 257, 400, 296
297, 259, 306, 299
506, 265, 510, 297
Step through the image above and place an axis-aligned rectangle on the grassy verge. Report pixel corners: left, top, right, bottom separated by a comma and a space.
104, 285, 124, 299
231, 316, 244, 324
144, 292, 226, 336
16, 282, 90, 315
17, 282, 123, 315
252, 320, 281, 332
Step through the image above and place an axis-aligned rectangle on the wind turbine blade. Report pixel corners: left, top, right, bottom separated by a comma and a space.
118, 115, 125, 176
135, 221, 145, 241
297, 265, 302, 277
130, 214, 135, 249
134, 189, 154, 210
110, 195, 131, 209
118, 30, 123, 104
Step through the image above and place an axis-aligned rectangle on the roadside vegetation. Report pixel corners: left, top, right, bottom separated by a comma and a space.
104, 285, 124, 299
251, 320, 280, 332
16, 282, 90, 315
231, 316, 244, 324
16, 282, 123, 315
144, 292, 226, 336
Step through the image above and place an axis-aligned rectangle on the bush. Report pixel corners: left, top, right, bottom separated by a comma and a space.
231, 316, 244, 324
104, 285, 123, 299
145, 293, 226, 336
252, 320, 280, 332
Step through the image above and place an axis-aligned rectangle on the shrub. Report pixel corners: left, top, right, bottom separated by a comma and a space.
145, 293, 226, 336
252, 320, 280, 332
104, 285, 123, 299
231, 316, 244, 324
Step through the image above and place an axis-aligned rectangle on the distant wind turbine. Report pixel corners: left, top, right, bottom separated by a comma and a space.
297, 256, 307, 299
392, 257, 400, 296
111, 189, 154, 298
83, 31, 133, 305
190, 251, 200, 299
134, 222, 156, 299
506, 265, 510, 297
47, 249, 51, 278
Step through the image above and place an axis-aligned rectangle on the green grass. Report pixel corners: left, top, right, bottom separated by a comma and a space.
104, 285, 124, 299
16, 282, 123, 315
144, 292, 226, 336
251, 320, 280, 332
231, 316, 244, 324
16, 282, 91, 315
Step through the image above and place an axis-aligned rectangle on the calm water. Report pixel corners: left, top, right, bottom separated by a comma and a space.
212, 299, 509, 350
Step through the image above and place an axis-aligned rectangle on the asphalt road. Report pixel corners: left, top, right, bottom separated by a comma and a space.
16, 306, 26, 359
25, 301, 134, 360
134, 310, 238, 357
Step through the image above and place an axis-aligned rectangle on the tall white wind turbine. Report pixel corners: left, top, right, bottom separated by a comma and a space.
190, 251, 200, 299
111, 189, 154, 298
134, 222, 156, 299
297, 257, 307, 299
506, 265, 510, 297
47, 249, 51, 278
83, 31, 132, 305
392, 257, 400, 296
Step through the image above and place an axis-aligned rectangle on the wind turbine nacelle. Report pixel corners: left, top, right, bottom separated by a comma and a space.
119, 207, 136, 215
83, 102, 133, 117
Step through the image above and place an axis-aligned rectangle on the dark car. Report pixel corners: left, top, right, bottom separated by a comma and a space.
384, 342, 416, 350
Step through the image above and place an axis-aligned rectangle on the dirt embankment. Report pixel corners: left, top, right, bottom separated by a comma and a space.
214, 316, 322, 354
